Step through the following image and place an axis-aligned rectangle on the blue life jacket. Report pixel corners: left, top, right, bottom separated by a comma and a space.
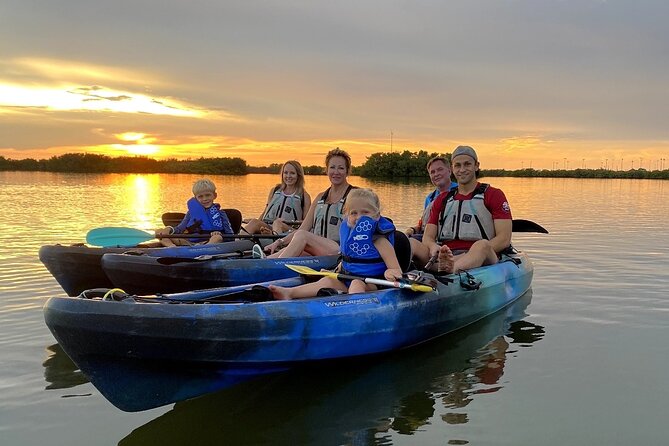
340, 215, 395, 277
175, 197, 233, 234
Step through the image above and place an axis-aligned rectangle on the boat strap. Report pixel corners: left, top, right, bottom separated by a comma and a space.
458, 271, 482, 291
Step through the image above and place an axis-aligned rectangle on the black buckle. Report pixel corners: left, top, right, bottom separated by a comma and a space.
459, 271, 481, 291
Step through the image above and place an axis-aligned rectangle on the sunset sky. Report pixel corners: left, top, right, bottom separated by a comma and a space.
1, 0, 667, 170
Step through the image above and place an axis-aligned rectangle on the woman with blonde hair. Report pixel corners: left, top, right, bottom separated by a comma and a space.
261, 148, 356, 258
243, 160, 312, 235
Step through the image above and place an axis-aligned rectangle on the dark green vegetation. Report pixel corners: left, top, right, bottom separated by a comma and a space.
0, 153, 248, 174
0, 154, 325, 175
1, 151, 667, 179
355, 150, 669, 180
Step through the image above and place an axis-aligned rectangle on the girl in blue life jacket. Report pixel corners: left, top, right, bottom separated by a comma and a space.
269, 188, 402, 300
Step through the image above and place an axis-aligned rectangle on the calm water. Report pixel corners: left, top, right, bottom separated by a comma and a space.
1, 171, 668, 445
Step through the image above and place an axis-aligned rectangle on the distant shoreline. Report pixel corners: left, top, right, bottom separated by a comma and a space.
1, 152, 667, 179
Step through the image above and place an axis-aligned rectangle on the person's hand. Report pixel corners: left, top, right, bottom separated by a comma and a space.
259, 226, 273, 235
209, 231, 223, 244
155, 227, 172, 236
265, 240, 281, 254
384, 268, 402, 281
429, 244, 440, 259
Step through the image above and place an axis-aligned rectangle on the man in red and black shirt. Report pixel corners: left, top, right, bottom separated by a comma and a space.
416, 145, 512, 273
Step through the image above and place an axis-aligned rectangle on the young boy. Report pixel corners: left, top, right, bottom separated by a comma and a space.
156, 179, 234, 247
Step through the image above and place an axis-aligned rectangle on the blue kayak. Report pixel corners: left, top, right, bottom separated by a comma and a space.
43, 250, 533, 411
100, 252, 340, 294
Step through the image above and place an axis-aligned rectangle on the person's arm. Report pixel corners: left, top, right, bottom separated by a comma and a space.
295, 191, 319, 233
486, 188, 513, 253
169, 212, 190, 234
421, 193, 445, 256
375, 237, 402, 281
490, 219, 512, 253
301, 191, 312, 218
422, 223, 441, 258
405, 216, 423, 237
265, 191, 321, 253
259, 188, 276, 220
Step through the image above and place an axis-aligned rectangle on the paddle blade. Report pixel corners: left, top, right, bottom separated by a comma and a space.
284, 264, 338, 278
86, 227, 154, 247
408, 283, 435, 293
512, 219, 549, 234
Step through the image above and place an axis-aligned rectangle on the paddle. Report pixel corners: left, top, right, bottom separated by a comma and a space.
284, 264, 435, 293
86, 227, 283, 247
512, 219, 549, 234
242, 218, 303, 226
156, 250, 251, 265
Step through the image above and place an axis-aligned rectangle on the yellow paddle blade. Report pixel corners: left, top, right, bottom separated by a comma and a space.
410, 283, 435, 293
284, 264, 339, 279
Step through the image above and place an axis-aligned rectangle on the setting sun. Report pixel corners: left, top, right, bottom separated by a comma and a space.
111, 143, 160, 156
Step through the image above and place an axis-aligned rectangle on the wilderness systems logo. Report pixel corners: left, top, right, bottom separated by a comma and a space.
324, 297, 380, 307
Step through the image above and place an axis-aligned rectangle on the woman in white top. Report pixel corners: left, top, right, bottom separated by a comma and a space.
243, 160, 312, 235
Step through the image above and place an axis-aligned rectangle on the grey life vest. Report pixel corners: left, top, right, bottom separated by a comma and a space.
262, 186, 305, 223
312, 185, 355, 243
437, 183, 496, 242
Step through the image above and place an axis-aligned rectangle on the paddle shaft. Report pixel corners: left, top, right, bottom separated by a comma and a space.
156, 233, 283, 240
284, 264, 433, 292
156, 250, 252, 265
86, 226, 285, 247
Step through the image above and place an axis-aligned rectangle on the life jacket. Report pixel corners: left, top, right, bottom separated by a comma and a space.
437, 183, 496, 242
312, 185, 355, 242
183, 197, 230, 233
261, 185, 305, 222
340, 215, 395, 277
418, 189, 440, 234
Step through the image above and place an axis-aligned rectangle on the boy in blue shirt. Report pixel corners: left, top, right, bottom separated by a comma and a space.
156, 179, 233, 247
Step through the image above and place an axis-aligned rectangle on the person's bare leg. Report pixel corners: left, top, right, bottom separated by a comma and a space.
410, 238, 432, 269
269, 277, 345, 300
452, 240, 498, 272
272, 219, 292, 234
347, 280, 377, 294
242, 219, 271, 235
270, 230, 338, 258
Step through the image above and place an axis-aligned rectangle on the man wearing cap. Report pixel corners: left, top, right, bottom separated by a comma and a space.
415, 145, 513, 273
404, 155, 458, 239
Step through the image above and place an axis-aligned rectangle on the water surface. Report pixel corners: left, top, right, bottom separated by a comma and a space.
1, 172, 667, 445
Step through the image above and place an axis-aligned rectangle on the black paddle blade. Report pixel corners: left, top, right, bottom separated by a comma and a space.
512, 219, 549, 234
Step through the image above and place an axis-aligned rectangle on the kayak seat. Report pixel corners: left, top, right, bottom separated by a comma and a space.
161, 208, 243, 234
393, 230, 412, 273
223, 209, 242, 234
162, 212, 186, 227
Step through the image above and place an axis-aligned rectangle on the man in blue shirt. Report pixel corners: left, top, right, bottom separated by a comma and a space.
404, 156, 457, 238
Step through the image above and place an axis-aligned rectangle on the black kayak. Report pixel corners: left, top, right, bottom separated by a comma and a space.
39, 239, 257, 296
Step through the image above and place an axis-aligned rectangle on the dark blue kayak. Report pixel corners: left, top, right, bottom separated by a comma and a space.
100, 252, 340, 294
43, 251, 533, 411
38, 240, 258, 296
